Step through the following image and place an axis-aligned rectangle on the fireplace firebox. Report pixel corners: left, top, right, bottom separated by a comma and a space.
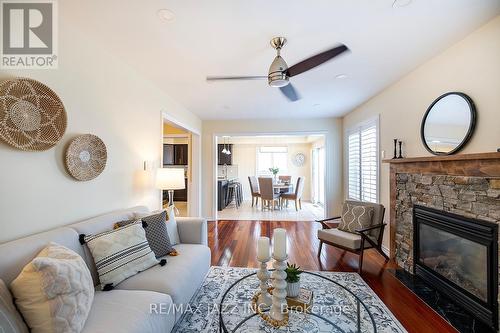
413, 205, 498, 330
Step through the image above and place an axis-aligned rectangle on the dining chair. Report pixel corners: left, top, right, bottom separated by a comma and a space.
280, 177, 304, 211
258, 177, 280, 210
316, 200, 388, 273
248, 176, 261, 207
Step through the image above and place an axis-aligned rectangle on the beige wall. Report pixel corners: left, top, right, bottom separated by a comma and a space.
230, 142, 313, 201
202, 118, 343, 219
342, 16, 500, 251
0, 16, 201, 243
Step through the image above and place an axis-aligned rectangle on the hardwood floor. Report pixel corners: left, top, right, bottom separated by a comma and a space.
208, 220, 458, 333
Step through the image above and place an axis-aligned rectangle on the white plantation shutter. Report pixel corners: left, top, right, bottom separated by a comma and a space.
348, 132, 360, 200
347, 119, 379, 203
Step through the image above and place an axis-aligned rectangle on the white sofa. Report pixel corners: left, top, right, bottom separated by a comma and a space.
0, 206, 211, 333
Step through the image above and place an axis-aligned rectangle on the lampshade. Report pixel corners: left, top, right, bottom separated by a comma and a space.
156, 168, 185, 190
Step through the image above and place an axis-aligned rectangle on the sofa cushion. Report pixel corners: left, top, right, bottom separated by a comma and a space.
318, 228, 363, 250
0, 228, 84, 285
82, 223, 159, 290
10, 243, 94, 333
82, 290, 174, 333
115, 244, 210, 321
0, 279, 29, 333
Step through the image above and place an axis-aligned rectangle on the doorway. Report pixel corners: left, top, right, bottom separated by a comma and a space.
214, 134, 326, 221
162, 121, 190, 216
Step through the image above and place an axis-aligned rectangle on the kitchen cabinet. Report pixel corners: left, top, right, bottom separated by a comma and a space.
174, 144, 188, 165
163, 144, 174, 165
218, 144, 233, 165
163, 144, 188, 166
217, 179, 228, 211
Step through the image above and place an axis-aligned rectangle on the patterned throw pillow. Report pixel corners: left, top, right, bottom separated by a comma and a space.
134, 206, 180, 246
115, 210, 175, 258
338, 202, 374, 234
10, 243, 94, 333
80, 223, 160, 290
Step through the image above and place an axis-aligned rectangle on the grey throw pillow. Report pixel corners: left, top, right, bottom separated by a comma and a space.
116, 211, 174, 258
338, 202, 374, 234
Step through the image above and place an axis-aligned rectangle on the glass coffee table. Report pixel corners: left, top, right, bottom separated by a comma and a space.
219, 271, 377, 333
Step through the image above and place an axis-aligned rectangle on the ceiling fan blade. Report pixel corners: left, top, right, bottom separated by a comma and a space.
279, 83, 300, 102
206, 75, 267, 81
287, 44, 349, 77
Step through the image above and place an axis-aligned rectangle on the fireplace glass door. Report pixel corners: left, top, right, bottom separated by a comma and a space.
418, 222, 488, 302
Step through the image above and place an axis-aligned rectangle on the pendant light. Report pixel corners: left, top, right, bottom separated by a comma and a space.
226, 136, 231, 155
221, 137, 228, 154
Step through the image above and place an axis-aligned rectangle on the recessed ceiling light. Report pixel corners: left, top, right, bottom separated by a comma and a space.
392, 0, 412, 8
335, 74, 347, 79
157, 9, 175, 22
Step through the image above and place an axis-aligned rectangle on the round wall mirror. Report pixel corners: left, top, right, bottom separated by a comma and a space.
421, 92, 476, 155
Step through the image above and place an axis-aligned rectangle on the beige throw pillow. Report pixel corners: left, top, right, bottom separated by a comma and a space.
338, 202, 374, 234
10, 243, 94, 333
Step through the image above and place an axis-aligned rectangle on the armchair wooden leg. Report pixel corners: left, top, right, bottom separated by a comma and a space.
299, 199, 302, 210
317, 240, 323, 257
251, 197, 254, 207
358, 238, 366, 274
295, 199, 298, 211
377, 246, 389, 261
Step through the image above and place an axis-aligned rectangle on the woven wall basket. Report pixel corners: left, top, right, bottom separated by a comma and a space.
65, 134, 107, 181
0, 78, 67, 151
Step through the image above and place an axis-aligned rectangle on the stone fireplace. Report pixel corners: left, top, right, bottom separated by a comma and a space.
385, 152, 500, 330
394, 173, 499, 272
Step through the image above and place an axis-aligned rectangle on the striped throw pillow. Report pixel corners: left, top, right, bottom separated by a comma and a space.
81, 223, 159, 290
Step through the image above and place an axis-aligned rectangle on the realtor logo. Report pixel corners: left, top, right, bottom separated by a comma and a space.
1, 0, 58, 69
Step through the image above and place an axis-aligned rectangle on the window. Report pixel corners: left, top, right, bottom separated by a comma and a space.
347, 119, 378, 203
257, 146, 288, 175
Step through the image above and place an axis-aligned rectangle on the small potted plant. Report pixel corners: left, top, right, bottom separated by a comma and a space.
285, 263, 303, 297
269, 167, 279, 183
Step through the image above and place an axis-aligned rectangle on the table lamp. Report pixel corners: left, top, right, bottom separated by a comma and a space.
156, 168, 185, 211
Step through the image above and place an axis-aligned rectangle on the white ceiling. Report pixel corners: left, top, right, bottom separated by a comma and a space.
66, 1, 500, 120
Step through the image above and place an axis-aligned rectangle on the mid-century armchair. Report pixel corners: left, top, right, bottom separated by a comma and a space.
316, 200, 389, 273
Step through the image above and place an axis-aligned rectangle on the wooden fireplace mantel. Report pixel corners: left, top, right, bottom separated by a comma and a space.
383, 152, 500, 259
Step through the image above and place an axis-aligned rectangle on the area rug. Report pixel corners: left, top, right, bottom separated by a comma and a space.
173, 266, 407, 333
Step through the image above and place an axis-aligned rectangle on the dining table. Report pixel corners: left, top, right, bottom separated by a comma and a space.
273, 183, 294, 193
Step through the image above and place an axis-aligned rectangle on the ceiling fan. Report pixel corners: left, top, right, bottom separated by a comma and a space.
206, 37, 349, 102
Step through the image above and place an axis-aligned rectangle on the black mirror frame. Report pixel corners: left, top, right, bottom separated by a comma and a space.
420, 92, 477, 156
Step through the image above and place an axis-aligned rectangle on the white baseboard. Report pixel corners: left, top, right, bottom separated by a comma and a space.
381, 244, 390, 257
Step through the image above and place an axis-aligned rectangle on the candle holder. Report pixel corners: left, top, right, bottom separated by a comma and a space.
398, 140, 403, 159
392, 139, 398, 159
270, 254, 288, 322
256, 259, 272, 309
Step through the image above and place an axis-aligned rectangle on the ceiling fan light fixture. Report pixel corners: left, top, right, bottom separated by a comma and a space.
268, 74, 289, 88
268, 54, 289, 88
